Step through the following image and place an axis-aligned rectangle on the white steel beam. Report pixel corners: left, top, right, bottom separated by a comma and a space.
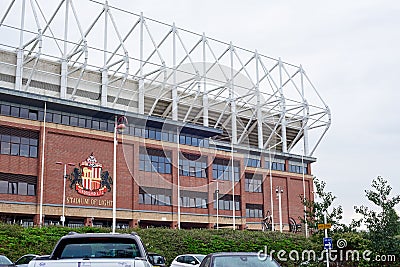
279, 58, 287, 153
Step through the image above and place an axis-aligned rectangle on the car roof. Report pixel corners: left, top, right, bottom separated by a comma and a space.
60, 232, 140, 240
208, 252, 268, 256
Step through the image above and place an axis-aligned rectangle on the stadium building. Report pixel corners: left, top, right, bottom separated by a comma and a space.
0, 0, 330, 231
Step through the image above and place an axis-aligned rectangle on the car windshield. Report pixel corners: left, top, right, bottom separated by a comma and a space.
195, 255, 206, 262
0, 256, 12, 264
213, 255, 280, 267
60, 242, 140, 259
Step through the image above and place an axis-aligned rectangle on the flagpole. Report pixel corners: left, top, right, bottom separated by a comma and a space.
39, 102, 46, 226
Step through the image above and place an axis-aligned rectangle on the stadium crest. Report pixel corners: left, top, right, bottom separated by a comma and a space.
69, 153, 112, 197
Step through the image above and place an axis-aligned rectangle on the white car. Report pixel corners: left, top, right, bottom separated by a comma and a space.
170, 254, 206, 267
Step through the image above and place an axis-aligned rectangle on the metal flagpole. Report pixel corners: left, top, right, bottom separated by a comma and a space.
112, 115, 117, 233
302, 153, 309, 237
269, 152, 275, 231
39, 102, 46, 226
177, 127, 181, 229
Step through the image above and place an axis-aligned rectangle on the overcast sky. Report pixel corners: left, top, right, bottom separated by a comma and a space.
106, 0, 400, 224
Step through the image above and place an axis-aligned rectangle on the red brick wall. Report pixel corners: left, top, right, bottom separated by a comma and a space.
0, 119, 314, 229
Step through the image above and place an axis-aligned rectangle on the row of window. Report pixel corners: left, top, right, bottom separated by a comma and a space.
265, 160, 286, 171
213, 195, 241, 211
0, 135, 38, 158
246, 204, 264, 218
139, 150, 172, 174
138, 192, 172, 206
289, 164, 308, 174
0, 181, 36, 196
245, 176, 263, 193
245, 158, 261, 168
212, 161, 240, 182
0, 102, 210, 148
180, 196, 208, 209
179, 158, 207, 178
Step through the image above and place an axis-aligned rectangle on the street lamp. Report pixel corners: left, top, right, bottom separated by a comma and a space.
56, 162, 75, 226
113, 115, 127, 233
276, 186, 284, 233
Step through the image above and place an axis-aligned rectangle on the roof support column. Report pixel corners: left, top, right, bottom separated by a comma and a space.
256, 51, 263, 149
15, 0, 26, 91
172, 23, 178, 121
138, 13, 145, 114
300, 65, 309, 156
101, 0, 109, 107
202, 33, 209, 127
60, 0, 70, 99
230, 42, 237, 145
279, 58, 287, 153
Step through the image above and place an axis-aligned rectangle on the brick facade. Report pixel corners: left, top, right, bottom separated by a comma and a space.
0, 113, 314, 231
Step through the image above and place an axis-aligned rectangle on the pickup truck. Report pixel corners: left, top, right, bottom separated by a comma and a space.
28, 232, 152, 267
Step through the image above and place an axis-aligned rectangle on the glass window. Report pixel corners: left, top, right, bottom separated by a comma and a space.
53, 113, 61, 123
20, 144, 29, 157
18, 182, 28, 195
1, 142, 10, 154
8, 182, 17, 194
28, 110, 38, 120
139, 149, 171, 174
11, 143, 19, 156
70, 116, 78, 126
92, 120, 100, 130
0, 181, 8, 194
10, 106, 20, 117
27, 184, 36, 196
100, 121, 108, 131
29, 146, 38, 158
78, 118, 86, 127
20, 108, 29, 118
1, 104, 11, 115
61, 115, 69, 125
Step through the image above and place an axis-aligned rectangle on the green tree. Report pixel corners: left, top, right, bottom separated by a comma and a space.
354, 176, 400, 259
301, 177, 351, 234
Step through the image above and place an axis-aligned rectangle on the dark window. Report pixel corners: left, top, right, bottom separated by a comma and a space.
212, 159, 240, 181
0, 172, 37, 196
70, 116, 78, 126
179, 154, 207, 178
1, 104, 11, 115
53, 113, 61, 123
100, 121, 108, 131
139, 148, 172, 174
214, 194, 241, 211
245, 173, 262, 193
20, 108, 29, 118
28, 109, 38, 120
10, 106, 20, 117
265, 160, 286, 171
0, 127, 39, 158
92, 120, 100, 130
246, 204, 263, 218
139, 187, 171, 206
245, 158, 260, 168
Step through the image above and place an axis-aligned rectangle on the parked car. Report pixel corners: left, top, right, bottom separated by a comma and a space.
0, 255, 13, 267
14, 254, 39, 267
199, 252, 281, 267
148, 252, 166, 267
27, 232, 151, 267
170, 254, 206, 267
